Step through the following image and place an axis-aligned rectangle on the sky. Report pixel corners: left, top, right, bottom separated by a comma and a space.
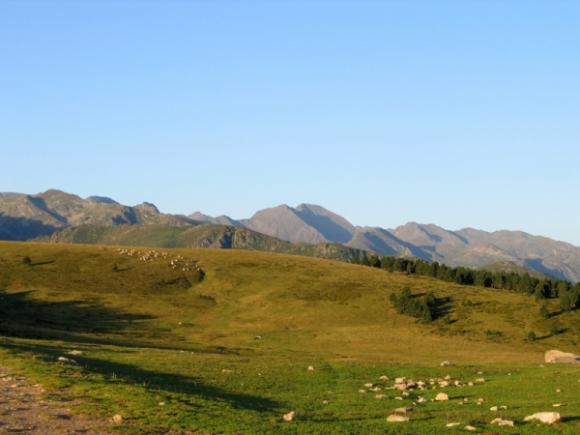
1, 1, 579, 244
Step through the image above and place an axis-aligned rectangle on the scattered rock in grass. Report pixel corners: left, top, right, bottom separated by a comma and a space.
394, 377, 406, 384
435, 393, 449, 401
440, 360, 452, 367
221, 369, 232, 374
491, 418, 514, 427
475, 378, 485, 383
358, 389, 366, 394
464, 425, 477, 432
446, 422, 460, 427
322, 400, 330, 405
523, 412, 561, 425
158, 402, 165, 406
393, 407, 412, 414
395, 396, 403, 401
67, 350, 83, 356
364, 383, 374, 388
556, 389, 561, 393
386, 414, 409, 423
552, 403, 563, 408
499, 405, 507, 410
490, 406, 498, 412
467, 382, 474, 387
57, 356, 77, 365
375, 394, 386, 399
545, 349, 580, 364
307, 366, 315, 372
111, 414, 123, 425
379, 375, 389, 381
417, 396, 427, 404
283, 411, 296, 422
439, 381, 449, 388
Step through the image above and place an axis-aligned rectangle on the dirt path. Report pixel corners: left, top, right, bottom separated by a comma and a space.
0, 366, 111, 434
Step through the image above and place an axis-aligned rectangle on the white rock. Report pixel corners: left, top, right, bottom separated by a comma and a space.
379, 375, 389, 381
439, 381, 449, 388
491, 417, 514, 427
490, 406, 498, 412
364, 383, 374, 388
375, 394, 386, 399
57, 356, 77, 365
446, 422, 460, 427
475, 378, 485, 383
524, 412, 561, 425
67, 350, 83, 356
386, 414, 409, 422
283, 411, 296, 422
545, 349, 580, 364
393, 407, 412, 414
307, 365, 315, 372
417, 396, 427, 403
440, 360, 451, 367
435, 393, 449, 401
552, 403, 562, 408
111, 414, 123, 425
394, 377, 406, 384
464, 425, 477, 431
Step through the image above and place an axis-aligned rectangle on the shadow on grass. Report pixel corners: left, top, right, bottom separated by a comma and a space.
1, 340, 283, 413
0, 289, 152, 339
0, 289, 243, 355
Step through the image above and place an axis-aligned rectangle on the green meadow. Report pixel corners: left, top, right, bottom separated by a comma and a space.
0, 241, 578, 433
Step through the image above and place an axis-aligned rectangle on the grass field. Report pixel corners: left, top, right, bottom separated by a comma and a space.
0, 241, 578, 433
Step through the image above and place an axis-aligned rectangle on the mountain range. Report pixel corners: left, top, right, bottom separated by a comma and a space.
2, 189, 579, 282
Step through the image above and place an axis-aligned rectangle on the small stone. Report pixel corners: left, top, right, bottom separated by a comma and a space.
283, 411, 296, 422
490, 406, 498, 412
446, 422, 460, 427
375, 394, 386, 399
111, 414, 123, 425
491, 417, 514, 427
379, 375, 389, 381
57, 356, 78, 365
464, 425, 477, 432
435, 393, 449, 401
393, 407, 412, 414
552, 403, 562, 408
440, 360, 451, 367
364, 383, 374, 388
307, 366, 315, 372
386, 414, 409, 423
475, 378, 485, 383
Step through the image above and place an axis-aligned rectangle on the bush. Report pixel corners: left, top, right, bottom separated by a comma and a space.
21, 256, 32, 265
390, 287, 436, 322
539, 303, 550, 319
527, 331, 537, 341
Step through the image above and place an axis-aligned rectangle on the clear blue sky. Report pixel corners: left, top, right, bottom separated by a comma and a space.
1, 1, 579, 244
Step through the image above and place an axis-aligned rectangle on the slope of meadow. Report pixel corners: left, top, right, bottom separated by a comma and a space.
0, 242, 578, 433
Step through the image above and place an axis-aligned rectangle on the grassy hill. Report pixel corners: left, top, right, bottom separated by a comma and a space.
40, 223, 368, 262
0, 242, 578, 433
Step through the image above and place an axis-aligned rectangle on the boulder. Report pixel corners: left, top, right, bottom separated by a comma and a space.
524, 412, 561, 424
545, 349, 580, 364
386, 414, 409, 422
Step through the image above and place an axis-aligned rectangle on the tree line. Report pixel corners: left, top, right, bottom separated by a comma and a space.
352, 255, 580, 312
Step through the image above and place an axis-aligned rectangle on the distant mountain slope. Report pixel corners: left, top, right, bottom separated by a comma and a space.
2, 189, 580, 282
0, 189, 193, 240
42, 224, 367, 262
241, 205, 329, 244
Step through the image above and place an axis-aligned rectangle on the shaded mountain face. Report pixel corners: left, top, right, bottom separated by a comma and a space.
2, 189, 580, 282
0, 189, 193, 240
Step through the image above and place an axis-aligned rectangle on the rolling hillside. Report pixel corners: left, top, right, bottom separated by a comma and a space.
0, 242, 578, 433
41, 224, 368, 262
